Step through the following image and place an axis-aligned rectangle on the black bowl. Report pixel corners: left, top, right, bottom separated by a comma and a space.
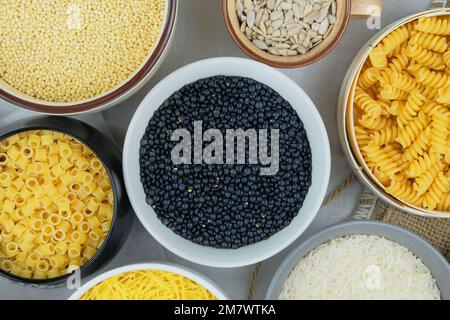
0, 116, 133, 287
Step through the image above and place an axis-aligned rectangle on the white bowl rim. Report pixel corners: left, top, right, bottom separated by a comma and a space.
123, 57, 331, 268
68, 262, 229, 300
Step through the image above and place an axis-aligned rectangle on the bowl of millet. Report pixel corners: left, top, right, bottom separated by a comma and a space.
123, 57, 331, 268
0, 0, 177, 115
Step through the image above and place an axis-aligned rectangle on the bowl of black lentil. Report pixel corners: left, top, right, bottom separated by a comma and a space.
123, 58, 330, 267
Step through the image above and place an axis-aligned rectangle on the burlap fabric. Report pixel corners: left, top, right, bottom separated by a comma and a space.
353, 189, 450, 262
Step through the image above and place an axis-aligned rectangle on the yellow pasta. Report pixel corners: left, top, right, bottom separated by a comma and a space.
437, 193, 450, 211
409, 31, 448, 53
415, 16, 450, 35
355, 18, 450, 212
391, 72, 419, 92
423, 172, 450, 210
436, 87, 450, 104
369, 47, 388, 69
397, 90, 427, 126
406, 45, 445, 70
358, 68, 380, 89
0, 130, 114, 279
388, 48, 410, 73
386, 177, 423, 207
359, 114, 392, 131
354, 88, 388, 117
414, 164, 443, 195
416, 67, 450, 88
397, 112, 430, 149
369, 126, 398, 147
430, 109, 449, 154
406, 151, 442, 178
379, 26, 410, 57
380, 85, 408, 100
80, 270, 217, 300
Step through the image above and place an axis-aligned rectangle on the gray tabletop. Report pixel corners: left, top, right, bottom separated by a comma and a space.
0, 0, 431, 300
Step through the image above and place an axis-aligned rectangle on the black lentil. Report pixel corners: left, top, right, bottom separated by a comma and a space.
139, 76, 312, 249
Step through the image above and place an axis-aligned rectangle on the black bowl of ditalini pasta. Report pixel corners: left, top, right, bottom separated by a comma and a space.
0, 116, 132, 286
338, 8, 450, 218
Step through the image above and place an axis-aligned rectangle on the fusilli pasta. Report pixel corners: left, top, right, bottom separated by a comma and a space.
354, 15, 450, 212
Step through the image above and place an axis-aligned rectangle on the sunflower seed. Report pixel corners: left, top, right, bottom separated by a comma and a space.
292, 4, 303, 19
253, 39, 269, 50
245, 27, 252, 38
274, 42, 291, 49
328, 14, 336, 24
240, 21, 246, 33
303, 35, 311, 47
255, 9, 263, 27
270, 10, 283, 21
237, 0, 244, 13
297, 45, 307, 54
271, 18, 284, 30
247, 10, 256, 28
260, 23, 267, 35
318, 18, 329, 35
280, 2, 292, 10
311, 22, 320, 32
312, 35, 323, 43
244, 0, 253, 9
318, 5, 329, 21
303, 10, 320, 23
238, 11, 245, 22
268, 47, 281, 55
303, 4, 312, 16
324, 24, 333, 38
279, 49, 289, 56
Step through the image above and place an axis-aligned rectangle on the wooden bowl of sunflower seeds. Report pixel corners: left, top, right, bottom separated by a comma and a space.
223, 0, 382, 68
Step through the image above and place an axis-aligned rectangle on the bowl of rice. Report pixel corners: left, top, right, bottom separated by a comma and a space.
0, 0, 177, 115
267, 220, 450, 300
69, 262, 229, 300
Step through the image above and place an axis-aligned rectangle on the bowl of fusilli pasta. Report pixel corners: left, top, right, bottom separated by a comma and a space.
338, 8, 450, 218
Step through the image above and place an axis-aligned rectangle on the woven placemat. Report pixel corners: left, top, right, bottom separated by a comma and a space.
352, 189, 450, 262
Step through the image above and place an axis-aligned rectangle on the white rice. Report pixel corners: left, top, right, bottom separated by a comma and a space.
279, 235, 441, 300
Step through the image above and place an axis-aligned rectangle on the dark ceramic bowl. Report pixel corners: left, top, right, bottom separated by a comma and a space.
267, 221, 450, 300
0, 116, 133, 287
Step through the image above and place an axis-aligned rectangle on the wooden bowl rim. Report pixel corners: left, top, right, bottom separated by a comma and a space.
222, 0, 351, 68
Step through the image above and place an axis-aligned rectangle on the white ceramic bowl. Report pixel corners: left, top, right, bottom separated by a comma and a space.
123, 57, 331, 268
69, 262, 229, 300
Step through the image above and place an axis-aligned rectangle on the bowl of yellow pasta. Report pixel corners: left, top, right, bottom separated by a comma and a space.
0, 117, 132, 285
68, 262, 229, 300
338, 8, 450, 218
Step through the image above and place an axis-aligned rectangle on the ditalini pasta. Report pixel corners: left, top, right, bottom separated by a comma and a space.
355, 17, 450, 211
80, 270, 217, 300
0, 130, 114, 279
